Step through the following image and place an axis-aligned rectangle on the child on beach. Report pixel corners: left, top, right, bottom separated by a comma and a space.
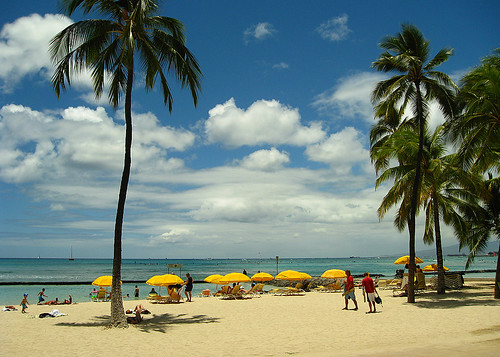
20, 293, 29, 313
38, 288, 48, 304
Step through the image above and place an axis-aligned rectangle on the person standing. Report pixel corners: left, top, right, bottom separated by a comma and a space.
20, 293, 29, 313
342, 270, 358, 311
184, 273, 193, 302
362, 272, 378, 313
134, 285, 139, 299
38, 288, 48, 304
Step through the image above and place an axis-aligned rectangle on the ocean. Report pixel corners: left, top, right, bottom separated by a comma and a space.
0, 256, 497, 305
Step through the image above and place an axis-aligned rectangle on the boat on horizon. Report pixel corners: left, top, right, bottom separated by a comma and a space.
69, 246, 74, 261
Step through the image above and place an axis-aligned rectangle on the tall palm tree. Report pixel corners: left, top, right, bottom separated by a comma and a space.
447, 49, 499, 298
374, 126, 476, 294
448, 49, 500, 174
50, 0, 202, 327
459, 174, 500, 298
371, 24, 457, 302
418, 128, 478, 294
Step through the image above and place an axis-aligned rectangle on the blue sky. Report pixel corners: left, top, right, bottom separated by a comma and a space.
0, 1, 498, 259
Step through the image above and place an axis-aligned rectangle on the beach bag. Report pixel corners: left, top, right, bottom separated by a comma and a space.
375, 293, 383, 306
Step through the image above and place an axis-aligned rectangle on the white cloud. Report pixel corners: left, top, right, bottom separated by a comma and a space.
0, 13, 72, 92
0, 104, 195, 184
205, 98, 326, 147
306, 127, 369, 174
313, 72, 386, 122
316, 14, 351, 42
273, 62, 289, 70
244, 22, 276, 43
238, 147, 290, 171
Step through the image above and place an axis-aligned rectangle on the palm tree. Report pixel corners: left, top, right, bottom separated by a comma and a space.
50, 0, 202, 327
459, 174, 500, 298
448, 49, 500, 174
418, 128, 478, 294
374, 125, 476, 294
371, 24, 457, 302
447, 49, 499, 298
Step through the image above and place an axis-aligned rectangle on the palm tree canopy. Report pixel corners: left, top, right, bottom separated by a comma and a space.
50, 0, 202, 111
371, 24, 457, 123
450, 49, 500, 173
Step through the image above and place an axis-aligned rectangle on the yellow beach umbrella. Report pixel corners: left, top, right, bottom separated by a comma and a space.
422, 264, 449, 272
251, 272, 274, 282
146, 274, 184, 286
321, 269, 346, 279
275, 270, 312, 281
394, 255, 424, 265
217, 272, 251, 284
204, 274, 224, 284
92, 275, 121, 287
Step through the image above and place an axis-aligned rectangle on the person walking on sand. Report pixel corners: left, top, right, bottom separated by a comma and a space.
342, 270, 358, 311
134, 285, 139, 299
184, 273, 193, 302
38, 288, 48, 304
362, 272, 378, 313
20, 293, 29, 313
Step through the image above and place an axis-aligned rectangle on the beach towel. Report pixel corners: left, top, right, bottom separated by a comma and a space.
39, 309, 67, 318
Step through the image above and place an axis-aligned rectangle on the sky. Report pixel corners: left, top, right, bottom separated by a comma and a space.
0, 1, 498, 259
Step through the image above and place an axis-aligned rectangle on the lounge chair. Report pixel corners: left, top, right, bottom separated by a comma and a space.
272, 282, 306, 296
221, 285, 247, 300
214, 285, 231, 297
92, 289, 109, 302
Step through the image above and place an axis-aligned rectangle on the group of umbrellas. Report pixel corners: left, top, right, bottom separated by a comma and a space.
91, 256, 448, 289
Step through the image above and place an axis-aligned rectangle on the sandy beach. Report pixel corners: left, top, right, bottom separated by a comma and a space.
2, 279, 499, 356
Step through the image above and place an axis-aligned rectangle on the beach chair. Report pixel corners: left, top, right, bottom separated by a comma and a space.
275, 282, 306, 296
168, 287, 182, 302
221, 285, 245, 300
94, 289, 109, 302
255, 283, 265, 294
214, 285, 231, 297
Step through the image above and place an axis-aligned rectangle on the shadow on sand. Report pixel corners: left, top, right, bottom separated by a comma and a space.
408, 284, 499, 309
55, 312, 220, 333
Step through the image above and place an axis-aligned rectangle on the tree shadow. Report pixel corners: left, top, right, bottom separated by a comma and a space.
55, 313, 220, 333
410, 288, 500, 309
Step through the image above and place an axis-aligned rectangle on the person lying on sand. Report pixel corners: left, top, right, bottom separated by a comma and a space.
39, 298, 60, 305
126, 304, 150, 315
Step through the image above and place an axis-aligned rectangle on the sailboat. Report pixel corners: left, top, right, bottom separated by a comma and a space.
69, 246, 74, 261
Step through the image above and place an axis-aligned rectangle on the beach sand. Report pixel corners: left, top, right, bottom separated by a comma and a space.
2, 279, 499, 356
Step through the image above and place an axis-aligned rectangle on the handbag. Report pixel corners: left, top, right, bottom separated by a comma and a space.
375, 292, 383, 306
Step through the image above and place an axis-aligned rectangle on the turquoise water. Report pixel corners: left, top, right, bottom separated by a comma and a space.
0, 256, 496, 305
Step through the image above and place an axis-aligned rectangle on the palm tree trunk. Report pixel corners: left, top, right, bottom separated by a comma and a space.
110, 67, 134, 328
432, 193, 445, 294
407, 82, 425, 303
495, 241, 500, 299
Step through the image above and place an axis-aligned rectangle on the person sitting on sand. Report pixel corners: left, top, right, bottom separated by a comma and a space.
60, 295, 72, 305
149, 288, 157, 295
126, 309, 142, 324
